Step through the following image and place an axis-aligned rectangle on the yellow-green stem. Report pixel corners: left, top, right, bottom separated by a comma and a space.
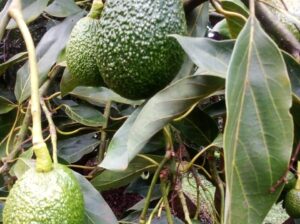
9, 0, 52, 172
88, 0, 104, 19
296, 161, 300, 190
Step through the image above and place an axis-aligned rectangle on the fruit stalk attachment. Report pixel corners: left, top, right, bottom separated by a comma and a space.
88, 0, 104, 19
8, 0, 52, 172
296, 161, 300, 190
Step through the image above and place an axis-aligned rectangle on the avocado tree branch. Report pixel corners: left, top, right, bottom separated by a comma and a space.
241, 0, 300, 61
9, 0, 53, 172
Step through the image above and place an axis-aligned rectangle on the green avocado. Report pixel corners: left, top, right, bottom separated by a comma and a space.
96, 0, 187, 99
284, 188, 300, 218
268, 0, 300, 40
3, 164, 84, 224
66, 16, 104, 86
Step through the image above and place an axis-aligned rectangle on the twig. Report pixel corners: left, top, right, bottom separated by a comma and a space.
40, 98, 58, 164
7, 0, 55, 172
160, 181, 173, 224
177, 181, 192, 224
270, 141, 300, 192
210, 0, 247, 22
208, 150, 224, 224
241, 0, 300, 61
97, 100, 112, 163
139, 150, 173, 224
146, 198, 164, 224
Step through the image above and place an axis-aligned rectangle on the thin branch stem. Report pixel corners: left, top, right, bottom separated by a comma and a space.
177, 181, 192, 224
160, 181, 173, 224
97, 101, 112, 163
40, 98, 58, 164
210, 0, 247, 22
146, 198, 164, 224
9, 0, 52, 172
139, 150, 172, 224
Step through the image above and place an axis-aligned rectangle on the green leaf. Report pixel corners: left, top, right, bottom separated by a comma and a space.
0, 52, 27, 76
63, 103, 106, 127
100, 107, 142, 170
7, 0, 50, 29
282, 52, 300, 99
0, 96, 16, 114
15, 12, 84, 103
212, 19, 231, 39
9, 148, 34, 178
172, 108, 219, 147
221, 1, 248, 38
73, 172, 118, 224
57, 133, 100, 163
45, 0, 81, 18
186, 1, 209, 37
92, 155, 161, 191
70, 86, 144, 106
224, 17, 293, 224
173, 35, 234, 78
102, 76, 224, 171
60, 68, 81, 96
113, 74, 223, 171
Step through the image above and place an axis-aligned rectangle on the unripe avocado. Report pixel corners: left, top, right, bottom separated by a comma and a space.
284, 188, 300, 218
267, 0, 300, 40
96, 0, 187, 99
3, 164, 84, 224
66, 16, 104, 86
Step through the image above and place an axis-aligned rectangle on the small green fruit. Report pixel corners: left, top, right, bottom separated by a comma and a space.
66, 16, 104, 86
3, 164, 84, 224
284, 188, 300, 218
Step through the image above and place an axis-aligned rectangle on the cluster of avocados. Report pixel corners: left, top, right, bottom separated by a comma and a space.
66, 0, 187, 100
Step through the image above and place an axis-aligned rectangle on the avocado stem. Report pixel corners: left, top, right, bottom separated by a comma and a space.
295, 161, 300, 190
9, 0, 53, 172
88, 0, 104, 19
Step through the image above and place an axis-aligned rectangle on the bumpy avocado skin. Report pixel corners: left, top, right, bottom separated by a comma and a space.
96, 0, 187, 99
3, 164, 84, 224
285, 188, 300, 218
66, 17, 104, 86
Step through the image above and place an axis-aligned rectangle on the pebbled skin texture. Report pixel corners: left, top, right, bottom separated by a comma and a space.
285, 188, 300, 218
66, 17, 104, 86
96, 0, 187, 99
3, 164, 84, 224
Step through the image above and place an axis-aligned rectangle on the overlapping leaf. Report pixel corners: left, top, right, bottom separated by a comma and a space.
57, 133, 100, 163
224, 17, 293, 224
73, 172, 118, 224
92, 155, 161, 191
15, 12, 84, 102
0, 52, 27, 76
63, 103, 106, 127
70, 86, 143, 106
173, 35, 234, 78
45, 0, 81, 18
7, 0, 50, 29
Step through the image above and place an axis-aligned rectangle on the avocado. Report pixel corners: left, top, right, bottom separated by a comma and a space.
284, 188, 300, 218
66, 16, 104, 86
3, 164, 84, 224
96, 0, 187, 99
